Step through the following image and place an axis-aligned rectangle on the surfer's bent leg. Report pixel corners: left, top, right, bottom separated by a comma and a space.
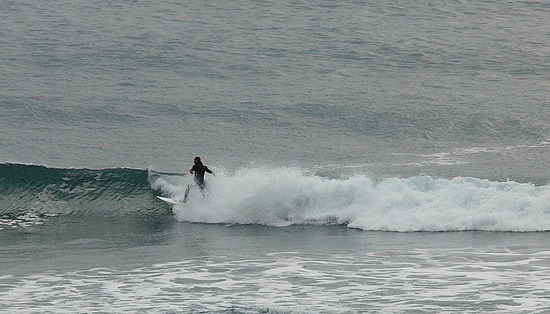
194, 178, 207, 197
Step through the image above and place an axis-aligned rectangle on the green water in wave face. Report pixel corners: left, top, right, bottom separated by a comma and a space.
0, 165, 174, 241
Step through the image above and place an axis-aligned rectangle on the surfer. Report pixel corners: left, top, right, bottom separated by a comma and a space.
188, 156, 214, 191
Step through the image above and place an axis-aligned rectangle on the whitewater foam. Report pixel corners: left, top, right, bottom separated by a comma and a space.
3, 248, 550, 313
151, 167, 550, 232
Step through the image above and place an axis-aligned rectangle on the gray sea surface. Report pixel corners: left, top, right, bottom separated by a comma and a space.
1, 1, 549, 312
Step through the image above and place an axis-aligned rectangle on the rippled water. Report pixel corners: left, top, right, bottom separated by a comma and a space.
1, 0, 549, 312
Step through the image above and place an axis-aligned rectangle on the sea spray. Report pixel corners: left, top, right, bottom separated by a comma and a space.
151, 167, 550, 232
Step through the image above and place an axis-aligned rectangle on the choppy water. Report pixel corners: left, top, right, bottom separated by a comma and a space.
1, 0, 549, 312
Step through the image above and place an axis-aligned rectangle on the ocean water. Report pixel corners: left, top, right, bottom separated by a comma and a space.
1, 0, 549, 313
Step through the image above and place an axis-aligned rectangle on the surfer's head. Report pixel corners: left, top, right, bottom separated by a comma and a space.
194, 156, 202, 164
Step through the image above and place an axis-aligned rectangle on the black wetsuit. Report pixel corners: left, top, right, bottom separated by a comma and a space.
190, 162, 212, 189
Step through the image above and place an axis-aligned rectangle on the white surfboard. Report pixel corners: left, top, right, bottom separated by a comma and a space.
156, 196, 181, 205
156, 185, 192, 205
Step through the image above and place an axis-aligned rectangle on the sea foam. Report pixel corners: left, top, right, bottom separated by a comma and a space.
151, 167, 550, 232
